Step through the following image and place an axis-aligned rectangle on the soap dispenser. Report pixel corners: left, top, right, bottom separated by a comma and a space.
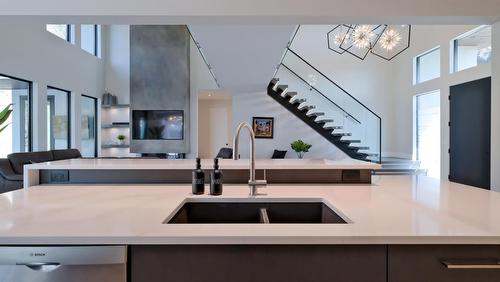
210, 158, 223, 196
192, 157, 205, 195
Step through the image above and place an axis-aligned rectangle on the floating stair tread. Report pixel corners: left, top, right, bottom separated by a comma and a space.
340, 139, 361, 143
291, 98, 306, 104
332, 132, 352, 137
306, 111, 325, 117
298, 104, 315, 110
283, 92, 298, 98
358, 152, 379, 157
277, 85, 288, 91
324, 125, 343, 130
315, 118, 333, 123
349, 146, 370, 150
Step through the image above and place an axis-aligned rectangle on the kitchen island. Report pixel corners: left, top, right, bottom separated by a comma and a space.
23, 158, 380, 187
1, 175, 500, 282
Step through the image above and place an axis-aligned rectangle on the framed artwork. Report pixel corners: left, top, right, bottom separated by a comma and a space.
252, 117, 274, 139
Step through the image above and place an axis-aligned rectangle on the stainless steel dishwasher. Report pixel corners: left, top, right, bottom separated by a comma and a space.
0, 246, 126, 282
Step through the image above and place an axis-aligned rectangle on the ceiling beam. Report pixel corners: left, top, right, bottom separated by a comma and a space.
0, 0, 499, 24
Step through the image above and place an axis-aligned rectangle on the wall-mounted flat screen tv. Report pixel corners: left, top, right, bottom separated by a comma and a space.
132, 110, 184, 140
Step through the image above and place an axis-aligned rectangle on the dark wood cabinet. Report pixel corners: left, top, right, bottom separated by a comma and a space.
130, 245, 386, 282
130, 244, 500, 282
388, 245, 500, 282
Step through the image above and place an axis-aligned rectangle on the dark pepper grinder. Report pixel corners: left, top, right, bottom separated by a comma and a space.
210, 158, 223, 196
192, 157, 205, 195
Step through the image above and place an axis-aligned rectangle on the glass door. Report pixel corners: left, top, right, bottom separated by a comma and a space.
47, 87, 71, 150
415, 91, 441, 178
81, 95, 98, 157
0, 74, 32, 158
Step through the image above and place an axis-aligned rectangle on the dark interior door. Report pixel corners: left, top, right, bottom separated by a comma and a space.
449, 77, 491, 189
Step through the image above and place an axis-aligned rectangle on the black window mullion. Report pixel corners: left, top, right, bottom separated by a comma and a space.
94, 25, 98, 56
67, 91, 71, 149
66, 24, 71, 42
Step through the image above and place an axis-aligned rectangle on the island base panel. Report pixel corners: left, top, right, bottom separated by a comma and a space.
39, 169, 372, 184
130, 245, 385, 282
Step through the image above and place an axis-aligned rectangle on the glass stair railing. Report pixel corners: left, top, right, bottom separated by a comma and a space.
268, 48, 381, 163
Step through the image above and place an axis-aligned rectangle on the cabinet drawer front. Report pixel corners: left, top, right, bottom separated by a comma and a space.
131, 245, 386, 282
389, 245, 500, 282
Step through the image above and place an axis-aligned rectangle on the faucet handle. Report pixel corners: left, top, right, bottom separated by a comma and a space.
248, 179, 267, 196
249, 179, 267, 187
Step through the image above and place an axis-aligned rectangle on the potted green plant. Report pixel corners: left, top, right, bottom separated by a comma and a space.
290, 139, 312, 159
117, 134, 126, 145
0, 104, 13, 134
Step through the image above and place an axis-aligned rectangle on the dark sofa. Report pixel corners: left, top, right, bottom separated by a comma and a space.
0, 149, 81, 194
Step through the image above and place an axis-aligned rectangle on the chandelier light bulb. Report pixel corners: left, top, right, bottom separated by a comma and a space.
334, 31, 349, 46
352, 25, 374, 49
379, 29, 401, 51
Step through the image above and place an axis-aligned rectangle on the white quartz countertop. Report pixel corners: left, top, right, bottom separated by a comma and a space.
1, 175, 500, 245
25, 158, 380, 170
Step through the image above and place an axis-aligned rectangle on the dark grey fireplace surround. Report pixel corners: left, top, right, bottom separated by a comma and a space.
130, 25, 190, 154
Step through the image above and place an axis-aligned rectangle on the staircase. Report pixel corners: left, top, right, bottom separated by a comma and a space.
268, 48, 381, 163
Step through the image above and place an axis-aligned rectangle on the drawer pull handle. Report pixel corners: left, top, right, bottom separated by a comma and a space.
442, 260, 500, 269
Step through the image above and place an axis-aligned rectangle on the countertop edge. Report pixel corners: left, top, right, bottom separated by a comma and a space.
1, 236, 500, 245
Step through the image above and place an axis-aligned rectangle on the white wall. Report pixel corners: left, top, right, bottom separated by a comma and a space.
391, 25, 491, 179
104, 25, 130, 104
492, 21, 500, 192
0, 24, 105, 152
188, 37, 221, 158
231, 91, 349, 159
198, 97, 233, 158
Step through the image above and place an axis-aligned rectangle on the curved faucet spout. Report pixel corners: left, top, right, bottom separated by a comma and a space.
232, 122, 266, 196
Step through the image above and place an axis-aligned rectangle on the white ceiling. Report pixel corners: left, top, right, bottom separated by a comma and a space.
0, 0, 499, 24
189, 25, 296, 92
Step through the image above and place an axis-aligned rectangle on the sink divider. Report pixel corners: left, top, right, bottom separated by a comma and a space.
259, 208, 270, 224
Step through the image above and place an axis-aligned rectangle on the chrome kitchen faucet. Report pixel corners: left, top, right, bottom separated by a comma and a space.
232, 122, 267, 196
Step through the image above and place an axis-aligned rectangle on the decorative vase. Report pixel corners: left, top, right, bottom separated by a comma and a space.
296, 152, 304, 159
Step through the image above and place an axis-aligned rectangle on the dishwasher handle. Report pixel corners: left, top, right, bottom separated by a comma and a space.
17, 262, 62, 272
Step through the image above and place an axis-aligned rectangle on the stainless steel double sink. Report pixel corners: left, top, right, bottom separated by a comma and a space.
165, 198, 348, 224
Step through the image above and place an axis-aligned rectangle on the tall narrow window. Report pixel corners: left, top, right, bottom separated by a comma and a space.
0, 75, 32, 157
47, 87, 71, 150
81, 95, 98, 157
453, 26, 492, 73
415, 47, 440, 84
415, 91, 441, 179
81, 24, 101, 57
46, 24, 73, 42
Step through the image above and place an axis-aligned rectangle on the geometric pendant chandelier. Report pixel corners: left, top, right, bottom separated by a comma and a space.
327, 24, 411, 61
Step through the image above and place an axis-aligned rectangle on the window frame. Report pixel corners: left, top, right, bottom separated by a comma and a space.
414, 46, 441, 84
46, 24, 74, 43
81, 94, 98, 157
47, 86, 72, 149
81, 24, 101, 57
0, 73, 33, 152
451, 25, 491, 73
